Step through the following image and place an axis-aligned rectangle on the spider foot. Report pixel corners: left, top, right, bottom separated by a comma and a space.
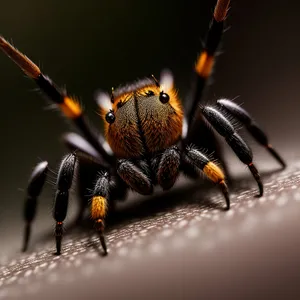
95, 219, 108, 255
248, 163, 263, 197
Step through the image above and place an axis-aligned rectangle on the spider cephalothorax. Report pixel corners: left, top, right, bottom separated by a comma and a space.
0, 0, 286, 256
98, 75, 183, 158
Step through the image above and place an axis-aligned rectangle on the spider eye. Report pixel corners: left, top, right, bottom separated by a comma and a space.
159, 92, 169, 104
146, 90, 155, 96
117, 101, 124, 109
105, 111, 115, 124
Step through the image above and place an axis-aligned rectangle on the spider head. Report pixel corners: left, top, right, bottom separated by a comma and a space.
96, 71, 183, 158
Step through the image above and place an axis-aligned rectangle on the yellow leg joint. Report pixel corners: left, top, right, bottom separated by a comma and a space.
91, 196, 107, 220
59, 97, 82, 119
203, 162, 230, 209
195, 51, 214, 78
203, 161, 225, 183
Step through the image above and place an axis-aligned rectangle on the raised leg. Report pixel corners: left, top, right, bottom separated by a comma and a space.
186, 0, 230, 125
201, 106, 263, 196
216, 99, 286, 168
184, 0, 231, 167
23, 161, 48, 252
53, 153, 77, 255
184, 145, 230, 210
0, 36, 114, 164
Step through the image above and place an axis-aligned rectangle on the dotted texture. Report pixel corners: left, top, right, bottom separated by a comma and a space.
1, 163, 300, 299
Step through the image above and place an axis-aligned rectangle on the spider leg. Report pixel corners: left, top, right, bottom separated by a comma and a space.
62, 132, 109, 223
154, 146, 181, 191
63, 132, 128, 225
186, 0, 230, 124
22, 161, 48, 252
0, 36, 114, 165
184, 145, 230, 210
216, 99, 286, 168
53, 153, 77, 255
184, 0, 231, 166
202, 106, 263, 196
117, 159, 153, 195
90, 172, 111, 255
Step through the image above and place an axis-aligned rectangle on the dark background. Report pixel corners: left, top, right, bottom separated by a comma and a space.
0, 0, 300, 298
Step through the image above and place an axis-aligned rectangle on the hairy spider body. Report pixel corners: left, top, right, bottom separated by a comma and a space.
0, 0, 285, 255
103, 79, 183, 158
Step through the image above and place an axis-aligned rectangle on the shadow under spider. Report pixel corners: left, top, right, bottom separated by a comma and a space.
32, 165, 283, 254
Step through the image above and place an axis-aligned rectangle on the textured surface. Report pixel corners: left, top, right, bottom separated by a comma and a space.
1, 158, 300, 299
0, 0, 300, 298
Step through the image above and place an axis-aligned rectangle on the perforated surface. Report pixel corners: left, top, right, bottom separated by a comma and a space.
1, 161, 300, 299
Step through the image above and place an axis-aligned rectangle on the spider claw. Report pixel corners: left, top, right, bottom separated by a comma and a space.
267, 145, 286, 169
99, 232, 108, 255
248, 163, 264, 197
257, 182, 264, 198
219, 180, 230, 210
55, 221, 63, 255
22, 222, 31, 252
55, 236, 62, 255
95, 219, 108, 255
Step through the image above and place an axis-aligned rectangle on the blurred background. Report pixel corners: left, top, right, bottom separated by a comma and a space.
0, 0, 300, 298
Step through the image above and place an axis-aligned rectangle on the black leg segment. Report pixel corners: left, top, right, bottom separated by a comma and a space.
202, 106, 263, 196
23, 161, 48, 252
53, 154, 76, 254
216, 99, 286, 168
117, 159, 153, 195
157, 146, 181, 191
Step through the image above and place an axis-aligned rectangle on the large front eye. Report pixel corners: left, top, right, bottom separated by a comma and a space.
105, 110, 115, 124
159, 92, 169, 104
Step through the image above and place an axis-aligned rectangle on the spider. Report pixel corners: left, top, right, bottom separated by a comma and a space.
0, 0, 285, 256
